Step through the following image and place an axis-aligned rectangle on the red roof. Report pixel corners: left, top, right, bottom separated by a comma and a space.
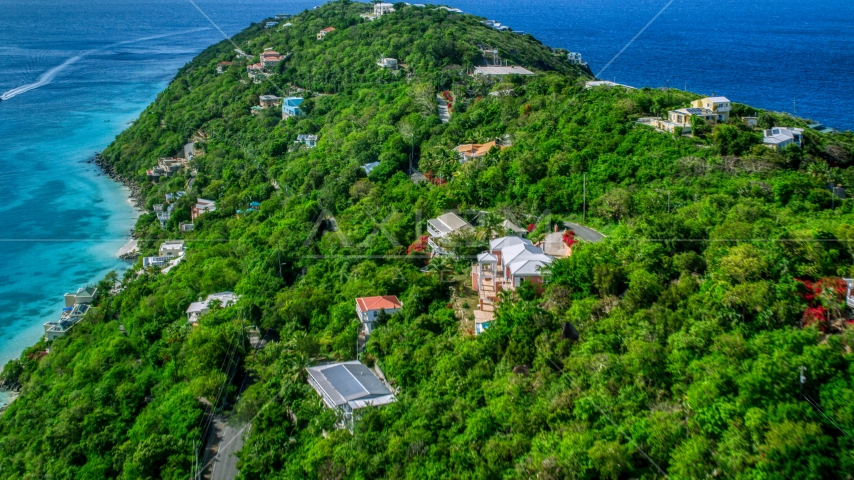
356, 296, 402, 312
261, 51, 280, 57
321, 27, 336, 33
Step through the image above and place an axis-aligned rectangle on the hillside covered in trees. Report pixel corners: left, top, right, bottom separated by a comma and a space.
3, 1, 854, 479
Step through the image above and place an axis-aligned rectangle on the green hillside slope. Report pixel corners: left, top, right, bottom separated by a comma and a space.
2, 2, 854, 479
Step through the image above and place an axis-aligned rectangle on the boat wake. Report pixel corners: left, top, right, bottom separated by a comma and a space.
0, 28, 210, 102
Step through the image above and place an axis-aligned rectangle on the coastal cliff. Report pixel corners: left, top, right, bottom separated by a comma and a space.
2, 2, 854, 479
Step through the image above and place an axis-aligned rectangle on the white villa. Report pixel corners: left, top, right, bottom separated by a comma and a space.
185, 292, 240, 324
159, 240, 185, 258
296, 134, 318, 148
426, 212, 473, 255
373, 2, 395, 16
306, 361, 396, 431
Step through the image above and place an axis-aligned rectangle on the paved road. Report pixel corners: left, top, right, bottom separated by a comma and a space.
436, 95, 450, 123
564, 222, 605, 243
208, 419, 247, 480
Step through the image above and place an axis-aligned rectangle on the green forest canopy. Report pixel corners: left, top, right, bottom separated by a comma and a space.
2, 2, 854, 479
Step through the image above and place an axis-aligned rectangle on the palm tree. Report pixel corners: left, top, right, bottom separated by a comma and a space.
425, 256, 454, 282
476, 212, 503, 241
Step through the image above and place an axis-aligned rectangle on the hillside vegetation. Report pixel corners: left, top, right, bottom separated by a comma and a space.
3, 2, 854, 479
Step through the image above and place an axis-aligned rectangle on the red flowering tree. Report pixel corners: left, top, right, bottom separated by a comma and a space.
796, 278, 848, 331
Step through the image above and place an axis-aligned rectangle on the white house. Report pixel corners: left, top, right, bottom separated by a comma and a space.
567, 52, 586, 66
373, 2, 395, 16
46, 287, 98, 341
355, 296, 402, 334
426, 212, 473, 255
377, 57, 398, 69
296, 134, 318, 148
472, 236, 553, 309
763, 127, 804, 151
64, 287, 97, 308
306, 361, 396, 431
192, 199, 216, 220
185, 292, 240, 324
159, 240, 185, 258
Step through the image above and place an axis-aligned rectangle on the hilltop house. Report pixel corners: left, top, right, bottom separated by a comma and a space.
265, 21, 278, 29
192, 198, 216, 220
296, 134, 318, 148
355, 296, 402, 334
146, 157, 187, 182
153, 204, 174, 228
45, 287, 98, 341
306, 361, 396, 431
473, 66, 534, 77
185, 292, 240, 324
455, 141, 507, 162
377, 57, 398, 69
763, 127, 804, 151
317, 27, 335, 40
281, 97, 304, 118
373, 2, 395, 16
260, 49, 284, 67
654, 107, 718, 134
567, 52, 587, 66
426, 212, 473, 255
259, 95, 282, 108
691, 96, 732, 122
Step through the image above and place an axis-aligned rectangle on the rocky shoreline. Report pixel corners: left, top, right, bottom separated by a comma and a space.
91, 153, 146, 211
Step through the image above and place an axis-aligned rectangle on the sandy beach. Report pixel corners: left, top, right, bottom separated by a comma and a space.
117, 238, 138, 258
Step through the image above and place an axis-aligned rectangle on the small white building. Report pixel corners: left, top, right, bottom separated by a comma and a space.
356, 296, 402, 334
361, 161, 380, 175
763, 127, 804, 151
306, 361, 396, 431
585, 80, 636, 90
567, 52, 587, 66
64, 287, 97, 308
377, 57, 398, 69
192, 199, 216, 220
185, 292, 240, 324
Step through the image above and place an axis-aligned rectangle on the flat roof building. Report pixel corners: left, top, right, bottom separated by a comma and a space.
473, 66, 534, 76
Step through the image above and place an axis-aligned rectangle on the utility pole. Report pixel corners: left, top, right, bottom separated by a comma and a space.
582, 174, 587, 223
800, 366, 806, 396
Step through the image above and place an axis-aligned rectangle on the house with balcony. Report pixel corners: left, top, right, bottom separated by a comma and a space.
317, 27, 336, 40
265, 21, 278, 29
142, 256, 169, 268
153, 203, 174, 228
355, 296, 402, 334
377, 57, 398, 69
185, 292, 240, 324
654, 107, 718, 134
192, 199, 216, 220
691, 96, 732, 122
306, 361, 396, 431
763, 127, 804, 151
426, 212, 473, 255
281, 97, 304, 118
296, 134, 318, 148
471, 236, 553, 313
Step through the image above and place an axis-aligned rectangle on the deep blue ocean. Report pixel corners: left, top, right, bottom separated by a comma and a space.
1, 0, 852, 407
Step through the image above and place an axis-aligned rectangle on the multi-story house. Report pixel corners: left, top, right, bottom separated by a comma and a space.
691, 96, 732, 122
426, 212, 473, 255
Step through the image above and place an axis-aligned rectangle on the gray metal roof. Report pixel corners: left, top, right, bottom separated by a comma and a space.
489, 235, 532, 251
306, 361, 395, 409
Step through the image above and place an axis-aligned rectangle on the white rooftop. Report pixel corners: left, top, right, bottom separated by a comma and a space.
427, 212, 473, 236
474, 66, 534, 76
306, 361, 396, 410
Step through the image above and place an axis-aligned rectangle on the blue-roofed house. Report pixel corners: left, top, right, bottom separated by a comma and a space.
281, 97, 304, 119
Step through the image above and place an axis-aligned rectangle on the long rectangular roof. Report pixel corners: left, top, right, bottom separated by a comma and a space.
306, 361, 396, 409
427, 212, 472, 236
474, 66, 534, 76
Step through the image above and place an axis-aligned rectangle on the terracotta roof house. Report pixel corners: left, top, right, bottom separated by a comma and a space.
317, 27, 336, 40
356, 296, 402, 334
455, 141, 507, 162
